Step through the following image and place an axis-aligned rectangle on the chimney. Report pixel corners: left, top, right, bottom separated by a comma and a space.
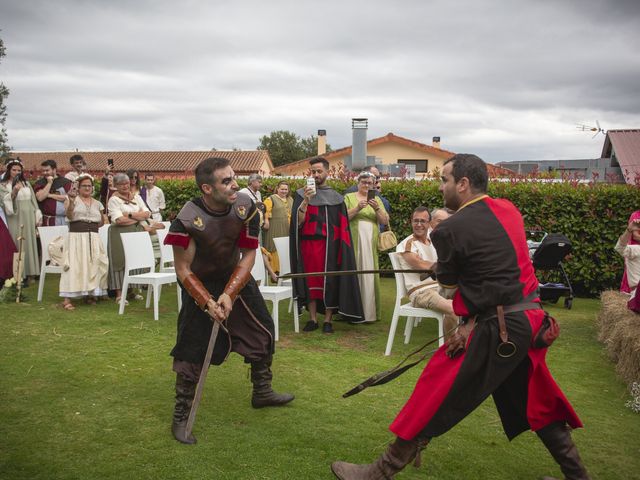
432, 136, 441, 149
352, 118, 368, 170
317, 129, 327, 155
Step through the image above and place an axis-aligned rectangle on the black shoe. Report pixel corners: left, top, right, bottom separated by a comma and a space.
303, 320, 319, 332
322, 322, 334, 334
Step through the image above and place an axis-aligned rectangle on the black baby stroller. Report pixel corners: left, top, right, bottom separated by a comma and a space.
527, 231, 574, 309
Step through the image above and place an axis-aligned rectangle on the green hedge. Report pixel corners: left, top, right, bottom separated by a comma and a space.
154, 177, 640, 297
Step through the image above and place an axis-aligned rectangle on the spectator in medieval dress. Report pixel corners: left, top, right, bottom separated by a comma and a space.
59, 174, 109, 310
0, 158, 40, 282
34, 159, 72, 226
140, 172, 166, 222
64, 154, 87, 182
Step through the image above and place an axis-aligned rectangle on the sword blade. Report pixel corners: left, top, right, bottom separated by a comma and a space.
185, 320, 220, 438
279, 268, 433, 279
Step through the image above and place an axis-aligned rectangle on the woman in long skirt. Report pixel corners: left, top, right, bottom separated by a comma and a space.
59, 174, 109, 310
344, 172, 389, 322
0, 158, 40, 281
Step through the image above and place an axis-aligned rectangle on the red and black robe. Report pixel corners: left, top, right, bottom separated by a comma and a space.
390, 195, 582, 441
290, 186, 364, 321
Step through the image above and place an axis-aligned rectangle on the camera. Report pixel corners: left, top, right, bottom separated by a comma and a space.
107, 158, 114, 168
367, 189, 376, 201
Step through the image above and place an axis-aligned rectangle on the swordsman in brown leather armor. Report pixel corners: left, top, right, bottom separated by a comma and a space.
164, 157, 294, 445
331, 154, 589, 480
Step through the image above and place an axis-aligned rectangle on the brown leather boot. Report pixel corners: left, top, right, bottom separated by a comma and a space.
331, 436, 428, 479
171, 374, 197, 444
250, 359, 295, 408
537, 422, 590, 480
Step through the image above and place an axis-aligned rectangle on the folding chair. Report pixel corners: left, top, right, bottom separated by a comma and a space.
385, 252, 444, 356
118, 231, 177, 321
37, 225, 69, 301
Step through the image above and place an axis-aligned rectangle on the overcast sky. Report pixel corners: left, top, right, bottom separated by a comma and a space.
1, 0, 639, 163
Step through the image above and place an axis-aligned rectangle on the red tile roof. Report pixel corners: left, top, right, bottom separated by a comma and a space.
487, 163, 517, 177
273, 132, 513, 177
601, 130, 640, 184
274, 132, 455, 175
10, 150, 274, 177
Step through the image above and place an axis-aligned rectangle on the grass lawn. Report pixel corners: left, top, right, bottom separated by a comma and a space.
1, 277, 639, 479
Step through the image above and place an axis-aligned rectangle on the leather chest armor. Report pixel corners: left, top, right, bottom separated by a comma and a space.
177, 193, 255, 279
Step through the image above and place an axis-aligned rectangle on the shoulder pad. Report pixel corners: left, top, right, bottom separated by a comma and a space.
177, 201, 206, 231
233, 192, 254, 221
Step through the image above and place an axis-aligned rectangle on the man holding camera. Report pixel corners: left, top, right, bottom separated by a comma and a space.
34, 159, 72, 226
64, 154, 87, 182
289, 157, 363, 333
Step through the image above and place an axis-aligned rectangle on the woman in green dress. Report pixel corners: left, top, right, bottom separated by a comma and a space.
262, 181, 293, 275
0, 158, 41, 281
344, 172, 389, 322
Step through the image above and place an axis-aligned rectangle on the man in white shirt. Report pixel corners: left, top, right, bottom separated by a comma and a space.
239, 173, 265, 238
64, 154, 86, 182
141, 173, 166, 222
395, 206, 457, 340
239, 173, 263, 204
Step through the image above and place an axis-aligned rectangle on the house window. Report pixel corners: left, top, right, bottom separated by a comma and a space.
398, 159, 428, 173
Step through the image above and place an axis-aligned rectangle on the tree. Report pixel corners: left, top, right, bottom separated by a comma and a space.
0, 35, 10, 159
257, 130, 331, 166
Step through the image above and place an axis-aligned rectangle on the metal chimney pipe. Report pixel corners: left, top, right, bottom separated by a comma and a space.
352, 118, 368, 170
317, 129, 327, 155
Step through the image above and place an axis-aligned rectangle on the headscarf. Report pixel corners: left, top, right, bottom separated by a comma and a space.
620, 210, 640, 293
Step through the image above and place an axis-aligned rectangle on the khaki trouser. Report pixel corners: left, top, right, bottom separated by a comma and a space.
410, 286, 459, 341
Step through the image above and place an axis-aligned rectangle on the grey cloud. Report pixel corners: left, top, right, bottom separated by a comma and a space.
1, 0, 639, 162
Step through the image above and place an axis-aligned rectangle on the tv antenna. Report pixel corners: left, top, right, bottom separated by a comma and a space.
576, 120, 606, 139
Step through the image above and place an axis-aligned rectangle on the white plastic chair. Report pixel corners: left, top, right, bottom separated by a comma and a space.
118, 232, 178, 321
385, 252, 444, 356
98, 224, 110, 252
251, 248, 299, 340
37, 225, 69, 301
155, 227, 182, 310
272, 236, 294, 313
155, 228, 175, 273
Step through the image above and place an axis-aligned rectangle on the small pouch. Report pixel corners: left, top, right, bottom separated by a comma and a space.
533, 312, 560, 348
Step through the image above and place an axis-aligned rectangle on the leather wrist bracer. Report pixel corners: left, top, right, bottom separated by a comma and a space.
223, 265, 252, 303
182, 272, 212, 311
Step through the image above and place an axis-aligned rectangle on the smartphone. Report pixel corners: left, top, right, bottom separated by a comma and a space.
306, 177, 316, 195
107, 158, 114, 168
367, 189, 376, 201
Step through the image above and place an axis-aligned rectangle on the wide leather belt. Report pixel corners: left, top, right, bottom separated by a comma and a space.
69, 221, 99, 233
478, 293, 541, 358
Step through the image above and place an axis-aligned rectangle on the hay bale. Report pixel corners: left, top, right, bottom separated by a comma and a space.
596, 290, 640, 385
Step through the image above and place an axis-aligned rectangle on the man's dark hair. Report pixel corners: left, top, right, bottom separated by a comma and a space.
69, 154, 84, 164
145, 172, 155, 178
41, 159, 57, 170
444, 154, 488, 193
126, 169, 140, 188
412, 205, 432, 222
195, 157, 231, 190
309, 156, 329, 170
